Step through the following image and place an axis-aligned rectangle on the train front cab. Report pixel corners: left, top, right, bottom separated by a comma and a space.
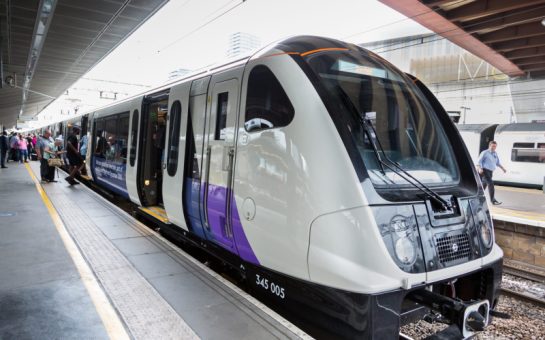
249, 37, 504, 339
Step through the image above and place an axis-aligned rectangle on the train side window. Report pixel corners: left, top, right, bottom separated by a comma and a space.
167, 101, 182, 176
117, 113, 130, 164
95, 119, 106, 157
513, 142, 534, 148
215, 93, 228, 140
130, 110, 139, 166
245, 65, 294, 132
104, 118, 117, 161
512, 142, 543, 163
81, 116, 88, 136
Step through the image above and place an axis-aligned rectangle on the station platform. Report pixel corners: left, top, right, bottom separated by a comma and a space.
0, 161, 309, 339
491, 185, 545, 227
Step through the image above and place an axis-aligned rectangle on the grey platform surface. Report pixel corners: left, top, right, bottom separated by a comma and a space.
0, 162, 108, 339
489, 185, 545, 227
494, 185, 545, 216
22, 161, 309, 339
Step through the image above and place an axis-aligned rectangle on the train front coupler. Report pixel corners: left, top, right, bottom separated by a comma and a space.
407, 288, 490, 338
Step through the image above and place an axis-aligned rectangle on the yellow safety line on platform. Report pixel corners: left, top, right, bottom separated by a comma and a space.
496, 185, 544, 195
491, 206, 545, 222
24, 163, 130, 340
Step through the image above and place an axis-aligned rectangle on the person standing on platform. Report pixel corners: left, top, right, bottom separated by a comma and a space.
43, 137, 64, 183
0, 131, 9, 168
477, 141, 507, 205
26, 134, 33, 160
18, 134, 28, 163
65, 125, 83, 185
36, 130, 53, 182
9, 133, 19, 162
79, 132, 88, 176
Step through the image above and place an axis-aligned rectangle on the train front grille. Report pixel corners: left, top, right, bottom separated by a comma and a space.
435, 233, 471, 265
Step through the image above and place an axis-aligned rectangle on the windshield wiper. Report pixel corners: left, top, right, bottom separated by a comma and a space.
333, 84, 451, 211
361, 115, 451, 211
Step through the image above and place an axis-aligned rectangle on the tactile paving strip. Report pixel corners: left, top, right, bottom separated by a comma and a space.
34, 159, 311, 340
44, 189, 199, 340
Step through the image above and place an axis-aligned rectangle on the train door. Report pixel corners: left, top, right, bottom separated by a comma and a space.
200, 72, 240, 251
136, 90, 169, 220
162, 83, 191, 228
125, 98, 143, 204
181, 77, 210, 239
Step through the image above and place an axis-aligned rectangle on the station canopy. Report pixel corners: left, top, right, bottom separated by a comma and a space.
0, 0, 168, 128
380, 0, 545, 79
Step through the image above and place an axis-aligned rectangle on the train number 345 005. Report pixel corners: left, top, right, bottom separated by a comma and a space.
255, 274, 285, 299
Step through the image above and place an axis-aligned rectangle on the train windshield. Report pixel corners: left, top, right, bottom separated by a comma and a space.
304, 49, 459, 188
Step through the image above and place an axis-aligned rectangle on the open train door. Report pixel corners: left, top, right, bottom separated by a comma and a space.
200, 70, 242, 253
125, 97, 144, 205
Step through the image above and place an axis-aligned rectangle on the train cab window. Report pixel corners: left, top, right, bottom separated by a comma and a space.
245, 65, 294, 132
130, 110, 139, 166
167, 101, 182, 176
303, 49, 459, 188
215, 93, 228, 140
512, 142, 545, 163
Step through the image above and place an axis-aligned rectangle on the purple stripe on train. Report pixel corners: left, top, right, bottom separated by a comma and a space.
184, 178, 260, 265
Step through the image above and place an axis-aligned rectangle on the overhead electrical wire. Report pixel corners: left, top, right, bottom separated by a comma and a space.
157, 0, 246, 54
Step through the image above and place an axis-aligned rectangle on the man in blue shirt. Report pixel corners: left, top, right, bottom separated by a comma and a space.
477, 141, 506, 205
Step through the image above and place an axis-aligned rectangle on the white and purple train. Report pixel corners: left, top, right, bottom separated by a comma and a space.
37, 36, 503, 339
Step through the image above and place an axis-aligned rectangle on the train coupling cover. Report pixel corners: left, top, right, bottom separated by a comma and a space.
407, 288, 490, 339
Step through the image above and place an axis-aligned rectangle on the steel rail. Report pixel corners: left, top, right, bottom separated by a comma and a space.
500, 287, 545, 308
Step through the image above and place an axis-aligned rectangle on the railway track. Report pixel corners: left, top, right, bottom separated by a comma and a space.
500, 287, 545, 308
503, 263, 545, 284
501, 263, 545, 308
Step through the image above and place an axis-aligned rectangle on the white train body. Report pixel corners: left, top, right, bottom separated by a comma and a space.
457, 123, 545, 188
40, 36, 503, 338
492, 124, 545, 187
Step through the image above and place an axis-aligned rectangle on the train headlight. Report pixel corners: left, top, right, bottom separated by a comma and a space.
479, 218, 493, 249
395, 237, 416, 265
373, 208, 425, 273
473, 201, 495, 254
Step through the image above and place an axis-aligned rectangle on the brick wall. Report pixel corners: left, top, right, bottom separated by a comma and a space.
494, 219, 545, 268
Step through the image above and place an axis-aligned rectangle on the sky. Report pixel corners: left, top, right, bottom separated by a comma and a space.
34, 0, 430, 124
93, 0, 430, 83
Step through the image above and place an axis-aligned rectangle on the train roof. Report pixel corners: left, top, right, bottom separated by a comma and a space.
455, 124, 497, 133
496, 123, 545, 134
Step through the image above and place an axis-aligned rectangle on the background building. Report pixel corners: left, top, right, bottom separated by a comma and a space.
361, 34, 544, 123
168, 68, 192, 81
226, 32, 262, 59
